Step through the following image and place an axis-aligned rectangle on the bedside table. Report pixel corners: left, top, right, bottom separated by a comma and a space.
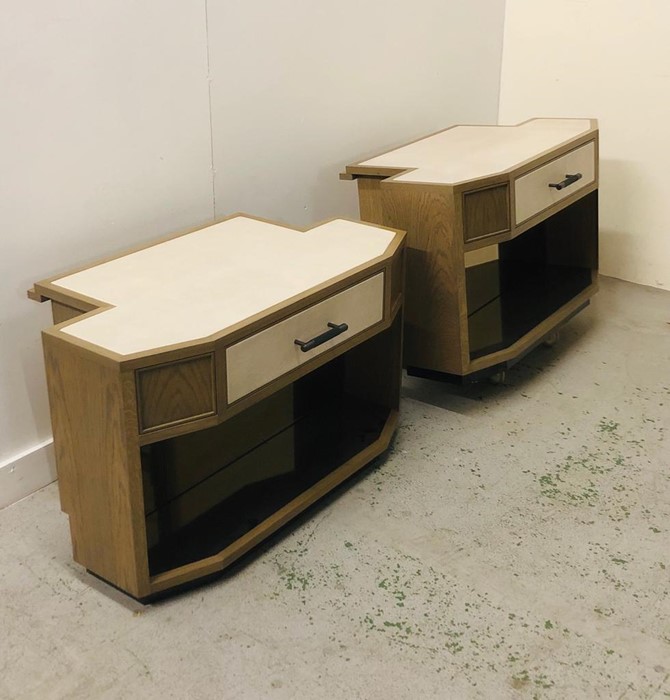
30, 215, 405, 601
343, 118, 599, 381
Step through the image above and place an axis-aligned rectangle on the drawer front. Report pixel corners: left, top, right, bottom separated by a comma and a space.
514, 141, 595, 225
462, 184, 510, 242
137, 354, 216, 433
226, 273, 385, 403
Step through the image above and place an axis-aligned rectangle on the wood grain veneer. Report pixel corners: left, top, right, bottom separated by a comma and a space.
51, 301, 86, 324
376, 184, 468, 374
43, 335, 150, 598
137, 354, 216, 433
463, 185, 510, 242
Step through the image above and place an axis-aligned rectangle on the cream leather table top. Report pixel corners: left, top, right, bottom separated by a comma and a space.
355, 118, 592, 184
49, 216, 396, 356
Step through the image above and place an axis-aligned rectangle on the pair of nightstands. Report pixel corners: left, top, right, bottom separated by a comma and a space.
31, 119, 598, 600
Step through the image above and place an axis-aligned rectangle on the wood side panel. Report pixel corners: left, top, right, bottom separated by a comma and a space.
376, 184, 467, 374
137, 354, 216, 433
119, 367, 153, 595
357, 177, 385, 222
42, 334, 150, 597
51, 301, 86, 324
42, 335, 76, 515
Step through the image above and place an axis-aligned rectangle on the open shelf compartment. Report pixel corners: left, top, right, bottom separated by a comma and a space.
466, 191, 598, 360
140, 316, 401, 580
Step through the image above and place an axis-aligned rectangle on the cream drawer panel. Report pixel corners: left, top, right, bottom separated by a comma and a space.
226, 273, 384, 403
514, 141, 595, 224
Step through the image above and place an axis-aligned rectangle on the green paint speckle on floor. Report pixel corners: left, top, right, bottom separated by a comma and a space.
0, 277, 669, 698
598, 419, 620, 433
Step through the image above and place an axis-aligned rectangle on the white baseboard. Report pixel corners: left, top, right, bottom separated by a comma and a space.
0, 439, 57, 509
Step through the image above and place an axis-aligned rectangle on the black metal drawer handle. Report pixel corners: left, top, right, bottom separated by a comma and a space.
294, 322, 349, 353
548, 173, 582, 190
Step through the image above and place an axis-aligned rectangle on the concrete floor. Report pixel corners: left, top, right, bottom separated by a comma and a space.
1, 275, 669, 700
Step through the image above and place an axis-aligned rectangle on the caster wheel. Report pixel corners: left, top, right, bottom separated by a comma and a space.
489, 370, 506, 385
543, 331, 560, 348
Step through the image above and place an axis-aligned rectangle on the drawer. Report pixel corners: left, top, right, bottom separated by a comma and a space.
226, 273, 385, 403
137, 354, 216, 433
462, 184, 510, 242
514, 141, 596, 224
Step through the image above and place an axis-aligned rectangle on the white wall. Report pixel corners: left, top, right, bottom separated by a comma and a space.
0, 2, 214, 505
208, 0, 506, 225
499, 0, 670, 290
0, 0, 506, 507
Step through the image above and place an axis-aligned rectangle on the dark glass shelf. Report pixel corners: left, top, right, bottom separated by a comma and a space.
467, 261, 592, 359
465, 190, 597, 361
142, 381, 389, 576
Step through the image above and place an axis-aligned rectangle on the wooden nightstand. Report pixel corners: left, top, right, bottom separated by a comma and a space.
343, 118, 599, 382
30, 215, 405, 601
